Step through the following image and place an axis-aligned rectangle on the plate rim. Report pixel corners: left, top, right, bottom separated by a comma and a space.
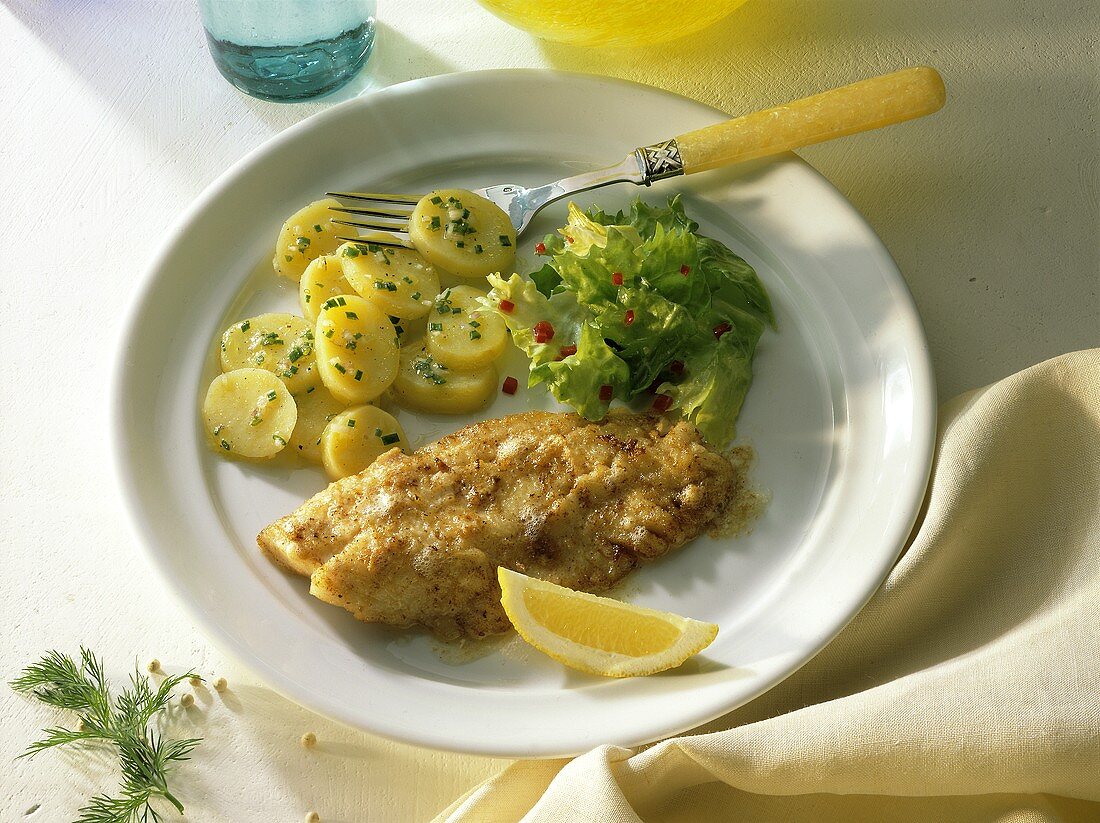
111, 68, 936, 757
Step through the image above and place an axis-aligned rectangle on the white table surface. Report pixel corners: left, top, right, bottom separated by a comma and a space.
1, 1, 1096, 820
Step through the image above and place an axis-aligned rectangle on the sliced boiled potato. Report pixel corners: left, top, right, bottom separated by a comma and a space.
339, 242, 439, 319
390, 346, 497, 414
299, 255, 353, 323
202, 368, 296, 459
320, 405, 409, 480
408, 188, 516, 279
220, 313, 319, 394
314, 294, 399, 404
425, 285, 507, 371
287, 385, 346, 464
273, 198, 346, 280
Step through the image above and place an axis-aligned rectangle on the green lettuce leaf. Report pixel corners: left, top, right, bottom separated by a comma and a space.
660, 332, 757, 448
483, 197, 774, 446
542, 323, 631, 419
481, 274, 629, 418
699, 236, 775, 328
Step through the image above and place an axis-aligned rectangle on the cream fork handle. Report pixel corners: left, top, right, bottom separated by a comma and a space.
642, 67, 946, 177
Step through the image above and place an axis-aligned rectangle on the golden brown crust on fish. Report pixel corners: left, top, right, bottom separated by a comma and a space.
260, 411, 739, 640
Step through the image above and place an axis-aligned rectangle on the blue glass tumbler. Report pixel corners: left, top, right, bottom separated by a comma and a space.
198, 0, 376, 102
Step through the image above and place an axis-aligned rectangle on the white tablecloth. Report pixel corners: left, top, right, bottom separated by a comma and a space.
1, 1, 1096, 820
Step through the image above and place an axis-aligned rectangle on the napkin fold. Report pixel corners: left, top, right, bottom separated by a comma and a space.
436, 348, 1100, 823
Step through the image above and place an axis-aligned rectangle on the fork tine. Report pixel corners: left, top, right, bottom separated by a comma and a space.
327, 190, 421, 205
335, 234, 410, 249
333, 218, 410, 233
331, 205, 414, 218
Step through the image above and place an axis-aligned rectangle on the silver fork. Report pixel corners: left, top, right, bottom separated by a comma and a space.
328, 67, 945, 247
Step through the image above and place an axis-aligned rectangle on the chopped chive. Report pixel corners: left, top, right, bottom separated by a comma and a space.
381, 432, 400, 445
273, 434, 287, 445
430, 195, 443, 205
354, 369, 363, 381
313, 224, 322, 233
285, 255, 293, 262
452, 307, 462, 314
253, 353, 265, 364
260, 332, 284, 346
347, 418, 356, 427
411, 291, 421, 300
461, 208, 470, 219
402, 276, 413, 284
354, 332, 363, 339
266, 390, 277, 401
342, 245, 360, 258
322, 298, 340, 310
413, 356, 447, 385
469, 320, 481, 328
306, 386, 315, 393
474, 244, 483, 254
337, 296, 347, 306
429, 216, 441, 230
250, 415, 262, 427
469, 330, 482, 340
296, 236, 311, 250
240, 320, 251, 332
304, 294, 311, 303
282, 365, 298, 377
374, 428, 383, 436
345, 311, 359, 319
333, 362, 347, 374
289, 348, 303, 362
220, 439, 231, 451
429, 322, 443, 331
394, 325, 404, 335
212, 425, 223, 436
499, 235, 512, 246
323, 328, 334, 338
455, 240, 465, 248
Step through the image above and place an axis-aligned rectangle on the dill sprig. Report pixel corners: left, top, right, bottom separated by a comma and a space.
10, 647, 201, 823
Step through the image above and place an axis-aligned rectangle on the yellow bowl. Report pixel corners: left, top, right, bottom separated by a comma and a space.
477, 0, 751, 47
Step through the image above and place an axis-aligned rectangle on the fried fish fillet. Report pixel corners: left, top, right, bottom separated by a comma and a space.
258, 411, 739, 640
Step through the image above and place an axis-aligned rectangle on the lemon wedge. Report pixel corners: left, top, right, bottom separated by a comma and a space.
498, 568, 718, 677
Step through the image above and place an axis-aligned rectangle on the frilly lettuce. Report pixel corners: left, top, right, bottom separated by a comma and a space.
483, 197, 774, 446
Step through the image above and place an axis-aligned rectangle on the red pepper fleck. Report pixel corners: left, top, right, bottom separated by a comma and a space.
624, 309, 635, 326
652, 394, 673, 413
502, 376, 519, 395
680, 264, 691, 276
533, 320, 555, 344
498, 299, 515, 313
598, 384, 613, 404
713, 321, 731, 339
534, 242, 546, 255
559, 344, 577, 357
670, 359, 685, 375
611, 271, 624, 286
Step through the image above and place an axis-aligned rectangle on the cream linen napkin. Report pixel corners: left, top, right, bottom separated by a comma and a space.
435, 349, 1100, 823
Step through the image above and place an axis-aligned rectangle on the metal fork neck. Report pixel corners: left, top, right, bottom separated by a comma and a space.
634, 138, 685, 184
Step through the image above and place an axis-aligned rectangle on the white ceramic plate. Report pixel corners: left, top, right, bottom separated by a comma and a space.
113, 71, 935, 758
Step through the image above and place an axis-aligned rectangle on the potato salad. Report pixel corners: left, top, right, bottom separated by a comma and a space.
203, 191, 514, 480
